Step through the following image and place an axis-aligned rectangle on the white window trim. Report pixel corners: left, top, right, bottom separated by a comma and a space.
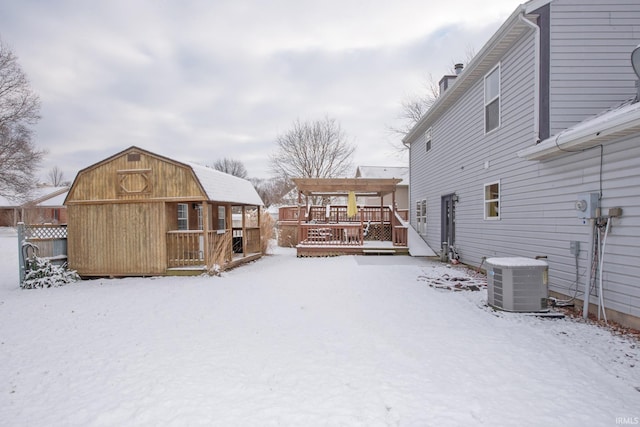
196, 205, 203, 230
484, 63, 501, 134
484, 180, 500, 220
217, 206, 226, 231
425, 128, 432, 153
416, 199, 427, 235
177, 203, 189, 230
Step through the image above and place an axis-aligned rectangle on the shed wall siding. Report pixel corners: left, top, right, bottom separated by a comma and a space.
68, 202, 166, 276
548, 0, 640, 135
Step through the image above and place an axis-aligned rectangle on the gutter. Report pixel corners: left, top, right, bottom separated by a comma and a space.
517, 100, 640, 160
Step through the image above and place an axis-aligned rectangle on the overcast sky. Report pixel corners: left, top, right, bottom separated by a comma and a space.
0, 0, 522, 182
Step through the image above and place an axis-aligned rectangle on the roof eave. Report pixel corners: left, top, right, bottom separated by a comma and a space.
403, 3, 529, 145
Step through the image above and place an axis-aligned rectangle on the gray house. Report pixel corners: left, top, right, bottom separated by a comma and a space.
404, 0, 640, 328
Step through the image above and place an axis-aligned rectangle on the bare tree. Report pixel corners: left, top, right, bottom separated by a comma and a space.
388, 47, 477, 149
0, 39, 44, 198
47, 166, 66, 186
212, 157, 248, 179
270, 116, 355, 181
388, 73, 440, 138
250, 176, 294, 208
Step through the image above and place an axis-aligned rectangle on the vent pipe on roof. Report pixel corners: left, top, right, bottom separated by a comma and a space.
454, 63, 464, 75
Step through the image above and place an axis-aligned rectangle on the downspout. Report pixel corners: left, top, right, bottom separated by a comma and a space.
518, 13, 540, 144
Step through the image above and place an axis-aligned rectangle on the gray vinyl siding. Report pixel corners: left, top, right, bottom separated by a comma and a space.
410, 30, 537, 263
548, 0, 640, 135
408, 0, 640, 321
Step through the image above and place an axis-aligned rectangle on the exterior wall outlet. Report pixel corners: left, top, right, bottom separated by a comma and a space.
570, 240, 580, 255
608, 207, 623, 217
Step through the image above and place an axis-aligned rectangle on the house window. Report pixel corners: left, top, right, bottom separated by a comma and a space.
425, 128, 432, 153
177, 203, 188, 230
484, 64, 500, 133
217, 206, 226, 231
484, 181, 500, 220
416, 199, 427, 235
196, 205, 203, 230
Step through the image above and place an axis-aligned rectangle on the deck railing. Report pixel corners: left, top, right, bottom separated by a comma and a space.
299, 223, 363, 246
280, 205, 393, 224
232, 227, 261, 254
167, 230, 206, 267
168, 228, 261, 269
391, 210, 408, 246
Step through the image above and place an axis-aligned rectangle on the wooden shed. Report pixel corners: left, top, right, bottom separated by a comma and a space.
64, 146, 264, 277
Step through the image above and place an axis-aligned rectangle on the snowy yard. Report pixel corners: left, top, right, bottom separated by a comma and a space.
1, 228, 639, 426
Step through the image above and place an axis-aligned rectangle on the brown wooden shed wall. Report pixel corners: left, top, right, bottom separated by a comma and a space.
67, 202, 166, 276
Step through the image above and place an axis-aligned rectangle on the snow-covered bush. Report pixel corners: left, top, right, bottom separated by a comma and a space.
21, 257, 80, 289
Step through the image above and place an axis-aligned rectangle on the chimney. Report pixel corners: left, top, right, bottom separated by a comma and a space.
439, 74, 457, 96
439, 63, 464, 96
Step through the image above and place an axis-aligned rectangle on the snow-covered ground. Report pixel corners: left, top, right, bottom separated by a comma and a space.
0, 227, 638, 426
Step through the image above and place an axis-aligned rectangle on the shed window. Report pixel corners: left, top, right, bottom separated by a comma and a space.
217, 206, 226, 231
484, 64, 500, 133
484, 181, 500, 220
177, 203, 188, 230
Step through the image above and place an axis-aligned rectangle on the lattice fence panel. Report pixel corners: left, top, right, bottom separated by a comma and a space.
24, 224, 68, 240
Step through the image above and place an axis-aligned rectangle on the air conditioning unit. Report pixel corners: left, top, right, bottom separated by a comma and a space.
486, 257, 549, 312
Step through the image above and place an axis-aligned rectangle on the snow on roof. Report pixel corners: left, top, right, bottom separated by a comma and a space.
187, 162, 263, 206
518, 98, 640, 160
0, 195, 20, 207
486, 257, 548, 268
36, 191, 69, 207
356, 166, 409, 185
0, 186, 68, 207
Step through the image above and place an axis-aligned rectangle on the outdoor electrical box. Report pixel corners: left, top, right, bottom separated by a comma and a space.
570, 241, 580, 256
575, 193, 600, 219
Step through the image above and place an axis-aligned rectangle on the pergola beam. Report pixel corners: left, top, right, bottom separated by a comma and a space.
291, 178, 402, 197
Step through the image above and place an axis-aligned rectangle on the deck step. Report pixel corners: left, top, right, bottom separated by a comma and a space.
362, 249, 396, 255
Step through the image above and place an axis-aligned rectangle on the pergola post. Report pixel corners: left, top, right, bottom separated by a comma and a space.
392, 189, 397, 244
297, 190, 302, 244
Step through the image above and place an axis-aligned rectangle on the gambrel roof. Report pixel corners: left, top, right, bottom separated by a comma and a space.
65, 146, 263, 206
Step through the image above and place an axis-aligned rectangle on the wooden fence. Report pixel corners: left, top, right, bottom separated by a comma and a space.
17, 223, 68, 283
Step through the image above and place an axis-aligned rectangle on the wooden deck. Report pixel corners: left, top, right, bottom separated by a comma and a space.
296, 240, 408, 257
166, 252, 262, 275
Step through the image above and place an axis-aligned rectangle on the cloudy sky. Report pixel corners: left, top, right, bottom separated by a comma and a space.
0, 0, 522, 182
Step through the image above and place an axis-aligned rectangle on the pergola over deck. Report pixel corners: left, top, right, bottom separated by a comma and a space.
289, 177, 408, 256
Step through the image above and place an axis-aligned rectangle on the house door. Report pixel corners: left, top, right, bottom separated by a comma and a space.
441, 194, 456, 250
